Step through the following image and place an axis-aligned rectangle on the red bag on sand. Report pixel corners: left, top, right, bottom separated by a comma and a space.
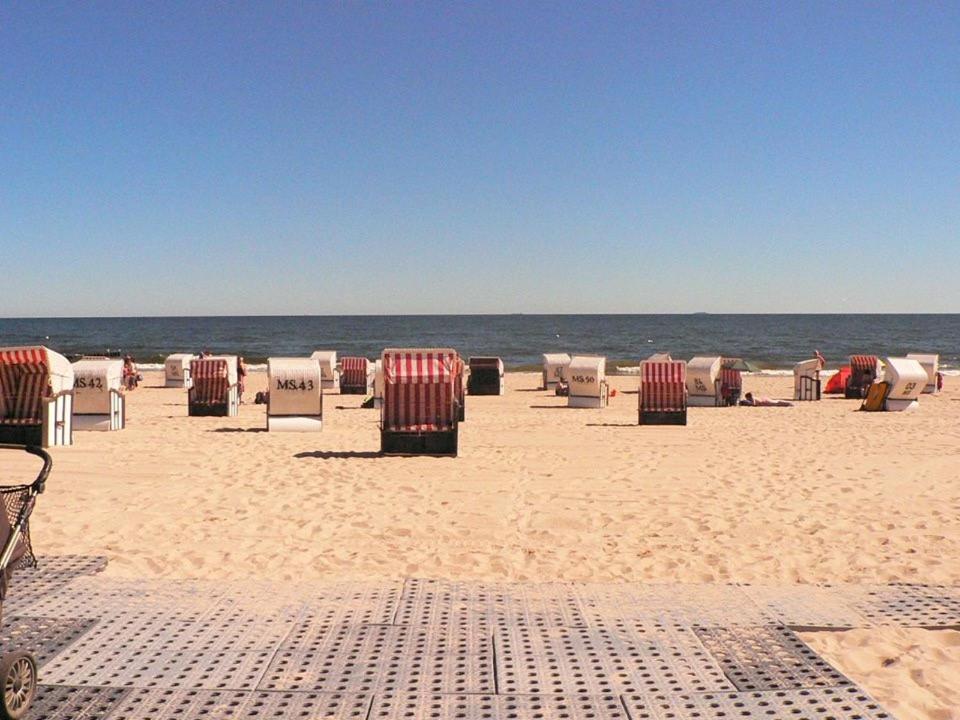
824, 366, 851, 394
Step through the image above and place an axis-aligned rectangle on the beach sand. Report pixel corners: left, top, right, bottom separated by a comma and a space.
7, 371, 958, 718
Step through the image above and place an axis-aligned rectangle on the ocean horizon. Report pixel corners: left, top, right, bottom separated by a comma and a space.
1, 314, 957, 370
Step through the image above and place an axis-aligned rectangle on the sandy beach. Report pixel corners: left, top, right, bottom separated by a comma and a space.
7, 370, 959, 718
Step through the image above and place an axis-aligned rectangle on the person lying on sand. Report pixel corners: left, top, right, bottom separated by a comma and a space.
740, 392, 793, 407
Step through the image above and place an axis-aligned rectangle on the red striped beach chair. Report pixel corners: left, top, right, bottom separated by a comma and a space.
718, 365, 743, 407
846, 355, 879, 399
0, 346, 74, 447
456, 358, 467, 421
188, 357, 239, 417
381, 349, 461, 455
339, 357, 370, 395
639, 360, 687, 425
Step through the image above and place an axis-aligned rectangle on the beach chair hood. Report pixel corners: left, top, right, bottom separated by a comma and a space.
0, 346, 74, 421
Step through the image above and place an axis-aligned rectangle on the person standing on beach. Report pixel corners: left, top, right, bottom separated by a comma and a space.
122, 355, 138, 390
237, 356, 247, 404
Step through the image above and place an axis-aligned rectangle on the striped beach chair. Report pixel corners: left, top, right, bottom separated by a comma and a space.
718, 366, 743, 407
339, 357, 370, 395
639, 360, 687, 425
846, 355, 879, 399
188, 356, 239, 417
0, 346, 74, 447
381, 349, 461, 455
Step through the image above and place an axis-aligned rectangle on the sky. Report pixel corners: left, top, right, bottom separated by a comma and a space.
2, 2, 958, 316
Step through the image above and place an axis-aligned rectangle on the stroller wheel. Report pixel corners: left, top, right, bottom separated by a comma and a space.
0, 652, 36, 720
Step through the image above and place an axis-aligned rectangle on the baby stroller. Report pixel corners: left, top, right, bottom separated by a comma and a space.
0, 445, 49, 719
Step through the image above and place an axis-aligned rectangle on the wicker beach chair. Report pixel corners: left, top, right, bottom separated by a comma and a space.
686, 356, 721, 407
0, 347, 74, 447
72, 358, 125, 431
381, 349, 461, 455
567, 355, 609, 408
793, 358, 821, 401
542, 353, 571, 390
467, 357, 504, 396
639, 360, 687, 425
267, 357, 323, 431
188, 357, 239, 417
164, 353, 196, 388
340, 357, 370, 395
718, 366, 743, 407
905, 353, 941, 394
846, 355, 880, 399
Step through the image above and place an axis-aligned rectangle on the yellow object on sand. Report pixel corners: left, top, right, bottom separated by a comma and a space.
860, 382, 889, 412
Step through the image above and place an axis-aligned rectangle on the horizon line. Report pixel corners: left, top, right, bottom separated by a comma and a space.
3, 312, 960, 320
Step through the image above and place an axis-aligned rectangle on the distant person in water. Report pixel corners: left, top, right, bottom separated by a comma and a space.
237, 356, 247, 403
122, 355, 139, 390
740, 392, 792, 407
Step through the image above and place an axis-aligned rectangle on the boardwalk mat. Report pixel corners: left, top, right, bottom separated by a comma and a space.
4, 557, 956, 718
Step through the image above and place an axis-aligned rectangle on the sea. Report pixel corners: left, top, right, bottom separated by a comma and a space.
0, 315, 957, 372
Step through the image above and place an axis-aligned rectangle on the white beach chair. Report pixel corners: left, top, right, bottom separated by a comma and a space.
72, 358, 125, 431
905, 353, 940, 394
164, 353, 196, 388
542, 353, 570, 390
686, 356, 722, 407
793, 358, 822, 401
567, 355, 609, 408
0, 346, 74, 447
373, 359, 384, 409
881, 357, 927, 412
310, 351, 340, 391
267, 357, 323, 431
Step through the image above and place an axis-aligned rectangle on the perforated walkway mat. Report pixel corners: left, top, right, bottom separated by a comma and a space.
5, 559, 956, 718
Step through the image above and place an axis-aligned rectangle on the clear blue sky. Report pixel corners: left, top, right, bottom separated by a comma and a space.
3, 2, 958, 316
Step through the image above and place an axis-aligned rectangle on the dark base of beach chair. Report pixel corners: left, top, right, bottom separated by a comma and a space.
189, 403, 229, 417
468, 383, 501, 395
339, 386, 368, 395
381, 430, 458, 456
844, 386, 865, 399
0, 424, 43, 446
638, 411, 687, 426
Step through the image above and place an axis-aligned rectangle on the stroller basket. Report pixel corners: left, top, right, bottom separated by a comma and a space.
0, 485, 36, 577
0, 445, 49, 605
0, 444, 47, 719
